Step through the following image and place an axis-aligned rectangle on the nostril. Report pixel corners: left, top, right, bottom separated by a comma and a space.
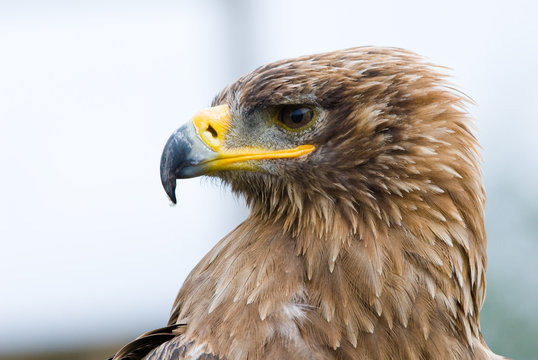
206, 124, 218, 138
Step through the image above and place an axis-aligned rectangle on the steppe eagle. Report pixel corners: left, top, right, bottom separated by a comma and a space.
112, 47, 503, 360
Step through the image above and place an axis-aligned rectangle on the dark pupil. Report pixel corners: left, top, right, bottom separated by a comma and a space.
279, 106, 313, 129
290, 108, 305, 124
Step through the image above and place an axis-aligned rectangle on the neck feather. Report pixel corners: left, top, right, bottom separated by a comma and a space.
236, 169, 489, 357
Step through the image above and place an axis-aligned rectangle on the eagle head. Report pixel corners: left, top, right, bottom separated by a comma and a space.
161, 47, 483, 243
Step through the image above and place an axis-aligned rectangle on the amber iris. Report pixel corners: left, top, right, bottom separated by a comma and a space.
278, 106, 315, 130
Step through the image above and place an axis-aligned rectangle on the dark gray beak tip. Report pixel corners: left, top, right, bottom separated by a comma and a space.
163, 178, 178, 205
160, 124, 198, 204
160, 131, 183, 205
160, 157, 178, 204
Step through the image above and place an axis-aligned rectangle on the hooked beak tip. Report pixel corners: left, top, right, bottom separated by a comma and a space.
162, 178, 177, 204
160, 137, 181, 204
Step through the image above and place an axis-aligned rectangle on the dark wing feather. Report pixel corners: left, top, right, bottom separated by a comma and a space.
110, 323, 186, 360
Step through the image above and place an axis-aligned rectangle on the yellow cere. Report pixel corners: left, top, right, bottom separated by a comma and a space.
192, 104, 231, 151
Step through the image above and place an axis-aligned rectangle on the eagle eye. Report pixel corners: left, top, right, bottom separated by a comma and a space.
277, 106, 315, 130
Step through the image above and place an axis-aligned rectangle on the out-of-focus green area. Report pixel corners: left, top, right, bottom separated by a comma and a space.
0, 344, 118, 360
480, 180, 538, 360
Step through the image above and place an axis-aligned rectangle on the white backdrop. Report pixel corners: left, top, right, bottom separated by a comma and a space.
1, 1, 537, 358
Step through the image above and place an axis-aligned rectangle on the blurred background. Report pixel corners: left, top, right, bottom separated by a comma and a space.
1, 0, 537, 359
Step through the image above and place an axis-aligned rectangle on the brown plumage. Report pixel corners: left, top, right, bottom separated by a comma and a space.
112, 47, 504, 359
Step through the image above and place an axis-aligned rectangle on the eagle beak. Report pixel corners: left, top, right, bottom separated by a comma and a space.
160, 105, 315, 203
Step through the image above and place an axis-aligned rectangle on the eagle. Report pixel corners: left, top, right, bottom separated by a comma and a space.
111, 47, 504, 359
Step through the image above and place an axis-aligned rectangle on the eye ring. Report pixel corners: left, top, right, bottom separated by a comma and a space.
276, 106, 316, 131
